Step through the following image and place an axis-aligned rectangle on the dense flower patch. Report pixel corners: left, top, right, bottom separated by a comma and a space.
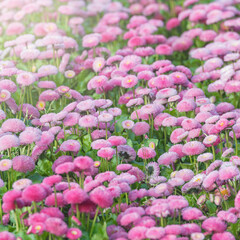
1, 0, 240, 239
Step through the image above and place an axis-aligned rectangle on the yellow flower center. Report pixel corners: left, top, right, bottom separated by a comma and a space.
94, 162, 100, 167
220, 189, 229, 196
195, 178, 201, 182
0, 93, 6, 99
149, 142, 155, 149
71, 231, 78, 235
67, 72, 73, 77
35, 225, 42, 231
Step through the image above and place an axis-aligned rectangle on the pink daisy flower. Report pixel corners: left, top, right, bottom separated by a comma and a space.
182, 141, 206, 156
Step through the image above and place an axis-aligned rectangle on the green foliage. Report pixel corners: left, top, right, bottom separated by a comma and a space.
36, 159, 53, 176
82, 134, 92, 153
91, 222, 108, 240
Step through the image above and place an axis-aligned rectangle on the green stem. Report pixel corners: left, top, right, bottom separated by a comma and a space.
67, 173, 71, 189
211, 145, 215, 161
90, 206, 99, 237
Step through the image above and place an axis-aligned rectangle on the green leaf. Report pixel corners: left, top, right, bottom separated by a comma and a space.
127, 139, 133, 148
15, 231, 38, 240
161, 167, 172, 178
144, 138, 158, 148
67, 134, 79, 140
27, 173, 44, 184
82, 134, 92, 153
36, 159, 53, 176
0, 225, 8, 232
91, 222, 108, 240
115, 115, 129, 133
206, 200, 217, 215
0, 186, 7, 196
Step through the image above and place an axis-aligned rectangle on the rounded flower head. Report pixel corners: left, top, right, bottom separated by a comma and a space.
212, 232, 236, 240
65, 70, 76, 79
158, 152, 178, 166
98, 113, 113, 122
128, 226, 147, 240
0, 159, 12, 171
203, 135, 218, 145
66, 228, 82, 240
12, 155, 35, 173
0, 89, 11, 102
22, 184, 47, 202
64, 188, 88, 204
42, 175, 62, 187
119, 55, 142, 72
93, 57, 105, 73
0, 135, 20, 151
79, 115, 98, 128
45, 217, 68, 236
82, 33, 101, 48
90, 186, 113, 208
77, 99, 95, 112
122, 75, 138, 88
74, 156, 93, 171
181, 207, 204, 221
55, 162, 75, 174
146, 162, 160, 179
182, 141, 206, 156
118, 145, 136, 162
0, 231, 16, 240
108, 136, 126, 146
97, 147, 115, 160
16, 72, 35, 86
122, 120, 134, 129
176, 99, 196, 112
132, 122, 150, 136
2, 118, 25, 133
202, 217, 227, 233
60, 140, 81, 153
197, 153, 213, 162
219, 165, 239, 181
19, 127, 42, 145
155, 44, 173, 55
91, 139, 112, 150
36, 100, 46, 111
137, 147, 156, 160
12, 179, 32, 190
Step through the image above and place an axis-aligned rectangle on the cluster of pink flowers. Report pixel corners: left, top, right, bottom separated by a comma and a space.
1, 0, 240, 239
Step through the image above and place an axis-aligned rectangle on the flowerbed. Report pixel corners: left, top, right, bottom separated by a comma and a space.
0, 0, 240, 239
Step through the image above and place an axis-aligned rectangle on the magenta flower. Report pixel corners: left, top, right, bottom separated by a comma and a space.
90, 186, 113, 208
158, 152, 178, 166
202, 217, 227, 233
132, 122, 150, 136
60, 140, 81, 153
2, 118, 25, 133
0, 159, 12, 171
74, 156, 93, 171
97, 147, 115, 160
182, 141, 206, 156
66, 228, 82, 240
137, 147, 156, 160
0, 135, 20, 151
12, 155, 35, 173
22, 184, 47, 202
45, 217, 68, 237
